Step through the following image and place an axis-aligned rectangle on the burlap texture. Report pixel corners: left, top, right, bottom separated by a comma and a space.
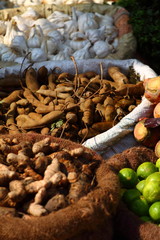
0, 133, 120, 240
106, 146, 160, 240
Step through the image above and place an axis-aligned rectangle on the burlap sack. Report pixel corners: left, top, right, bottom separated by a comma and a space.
0, 133, 120, 240
106, 146, 160, 240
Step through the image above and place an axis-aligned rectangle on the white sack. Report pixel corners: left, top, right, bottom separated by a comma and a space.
0, 59, 157, 159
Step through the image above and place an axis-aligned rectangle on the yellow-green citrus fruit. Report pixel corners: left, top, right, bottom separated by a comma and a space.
145, 172, 160, 184
118, 168, 138, 188
156, 158, 160, 169
136, 162, 157, 180
120, 188, 127, 197
149, 201, 160, 222
129, 195, 149, 217
122, 188, 141, 206
136, 180, 146, 193
143, 181, 160, 203
140, 215, 153, 222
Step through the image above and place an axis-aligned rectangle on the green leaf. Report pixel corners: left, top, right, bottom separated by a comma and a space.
56, 119, 63, 128
50, 119, 64, 131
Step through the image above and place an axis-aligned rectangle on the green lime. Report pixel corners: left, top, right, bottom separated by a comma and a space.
136, 162, 157, 180
140, 215, 153, 222
118, 168, 138, 188
120, 188, 127, 197
143, 181, 160, 203
145, 172, 160, 184
149, 201, 160, 223
122, 188, 141, 206
136, 180, 146, 193
129, 195, 149, 217
156, 158, 160, 169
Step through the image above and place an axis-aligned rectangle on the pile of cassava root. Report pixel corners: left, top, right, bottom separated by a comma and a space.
0, 134, 100, 218
0, 62, 144, 142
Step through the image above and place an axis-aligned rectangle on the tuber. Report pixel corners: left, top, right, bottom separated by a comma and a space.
144, 76, 160, 104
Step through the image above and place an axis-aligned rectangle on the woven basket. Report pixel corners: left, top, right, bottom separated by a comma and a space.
0, 133, 120, 240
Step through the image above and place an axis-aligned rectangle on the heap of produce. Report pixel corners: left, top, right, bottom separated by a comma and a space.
0, 7, 119, 62
119, 159, 160, 224
0, 63, 143, 143
134, 76, 160, 156
0, 135, 100, 218
6, 0, 93, 7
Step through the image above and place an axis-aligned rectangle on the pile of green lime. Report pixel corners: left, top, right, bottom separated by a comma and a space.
118, 159, 160, 224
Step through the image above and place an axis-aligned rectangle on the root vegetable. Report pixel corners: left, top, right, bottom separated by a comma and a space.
25, 67, 40, 92
69, 147, 84, 157
37, 66, 48, 85
16, 110, 64, 129
115, 81, 144, 96
41, 127, 50, 135
25, 180, 49, 193
6, 102, 20, 134
104, 98, 116, 122
36, 89, 71, 99
28, 112, 42, 121
27, 202, 47, 217
66, 112, 77, 123
32, 137, 51, 154
49, 171, 67, 185
92, 95, 106, 104
8, 180, 26, 202
34, 187, 47, 204
115, 97, 135, 109
23, 88, 44, 107
78, 127, 100, 139
23, 166, 43, 181
0, 168, 17, 186
16, 106, 31, 115
35, 104, 55, 114
134, 119, 160, 148
45, 194, 66, 212
91, 121, 113, 132
1, 90, 23, 106
44, 158, 60, 181
153, 102, 160, 118
48, 73, 57, 90
68, 173, 91, 204
80, 99, 94, 125
0, 139, 11, 153
65, 97, 78, 111
67, 172, 78, 183
7, 151, 30, 170
108, 66, 129, 86
58, 72, 74, 81
34, 156, 52, 174
16, 99, 29, 106
155, 140, 160, 158
144, 76, 160, 104
43, 96, 52, 105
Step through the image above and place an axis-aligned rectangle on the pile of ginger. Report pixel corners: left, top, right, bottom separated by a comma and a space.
0, 135, 100, 218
